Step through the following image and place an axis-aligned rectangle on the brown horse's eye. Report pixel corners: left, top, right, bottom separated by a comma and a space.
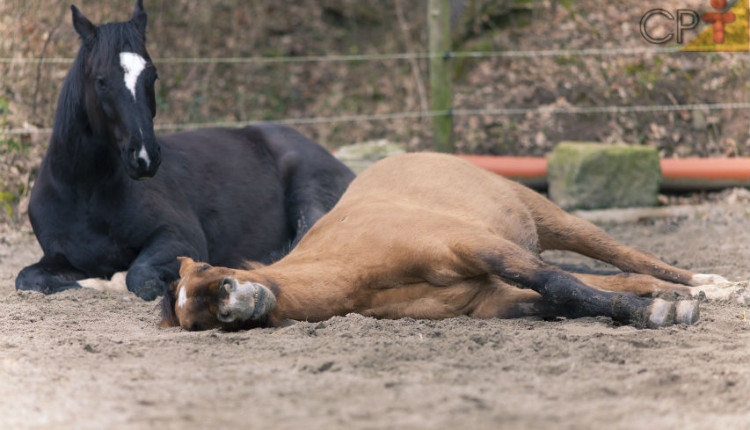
199, 264, 211, 272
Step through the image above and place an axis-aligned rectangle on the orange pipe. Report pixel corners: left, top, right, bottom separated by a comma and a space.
458, 155, 750, 180
659, 158, 750, 180
457, 155, 547, 179
457, 155, 750, 190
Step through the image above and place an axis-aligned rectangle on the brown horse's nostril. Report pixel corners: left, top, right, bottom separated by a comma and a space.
222, 278, 236, 293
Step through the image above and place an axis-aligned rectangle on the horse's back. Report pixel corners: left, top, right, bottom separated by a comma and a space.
344, 153, 534, 233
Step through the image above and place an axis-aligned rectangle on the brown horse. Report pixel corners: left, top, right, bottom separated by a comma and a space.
161, 153, 738, 331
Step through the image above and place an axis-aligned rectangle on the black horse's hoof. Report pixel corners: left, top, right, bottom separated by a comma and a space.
15, 271, 81, 295
16, 283, 48, 294
128, 278, 164, 301
16, 281, 81, 295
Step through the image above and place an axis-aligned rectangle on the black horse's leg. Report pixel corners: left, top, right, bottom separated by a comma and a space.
126, 238, 206, 301
125, 262, 171, 301
16, 255, 88, 294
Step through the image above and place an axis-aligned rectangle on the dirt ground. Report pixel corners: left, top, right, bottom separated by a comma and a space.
0, 200, 749, 430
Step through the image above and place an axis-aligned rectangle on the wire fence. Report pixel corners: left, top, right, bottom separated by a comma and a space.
0, 46, 684, 65
3, 102, 750, 136
1, 46, 748, 136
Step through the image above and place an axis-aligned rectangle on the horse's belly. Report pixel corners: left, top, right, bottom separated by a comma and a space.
359, 279, 488, 319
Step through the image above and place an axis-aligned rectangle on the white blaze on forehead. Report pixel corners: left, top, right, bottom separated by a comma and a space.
177, 285, 188, 309
119, 52, 147, 100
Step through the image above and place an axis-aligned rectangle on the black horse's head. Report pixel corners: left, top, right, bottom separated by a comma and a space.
72, 0, 161, 179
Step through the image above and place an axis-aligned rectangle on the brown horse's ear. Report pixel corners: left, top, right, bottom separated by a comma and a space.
177, 256, 195, 277
158, 281, 179, 328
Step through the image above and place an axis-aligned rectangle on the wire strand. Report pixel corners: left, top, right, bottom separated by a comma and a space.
0, 46, 698, 65
2, 102, 748, 136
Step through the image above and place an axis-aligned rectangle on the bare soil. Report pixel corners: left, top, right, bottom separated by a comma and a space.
1, 201, 748, 430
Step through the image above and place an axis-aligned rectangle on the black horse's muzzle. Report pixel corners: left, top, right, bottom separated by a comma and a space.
123, 137, 161, 179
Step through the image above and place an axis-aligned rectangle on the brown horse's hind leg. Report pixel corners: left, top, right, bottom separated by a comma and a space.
457, 238, 698, 327
470, 280, 546, 319
470, 279, 594, 320
510, 182, 697, 285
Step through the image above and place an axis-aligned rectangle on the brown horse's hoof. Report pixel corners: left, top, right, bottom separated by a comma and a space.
647, 298, 675, 329
675, 300, 700, 325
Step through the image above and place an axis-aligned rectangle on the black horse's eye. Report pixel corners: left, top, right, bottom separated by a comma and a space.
94, 76, 108, 91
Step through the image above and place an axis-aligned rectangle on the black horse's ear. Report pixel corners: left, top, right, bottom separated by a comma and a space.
130, 0, 147, 35
71, 5, 96, 46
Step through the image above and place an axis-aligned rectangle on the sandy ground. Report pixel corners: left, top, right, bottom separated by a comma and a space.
1, 202, 749, 430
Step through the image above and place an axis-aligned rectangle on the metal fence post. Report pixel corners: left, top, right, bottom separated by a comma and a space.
428, 0, 454, 152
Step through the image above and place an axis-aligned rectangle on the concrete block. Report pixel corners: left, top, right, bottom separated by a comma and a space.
334, 139, 406, 175
547, 142, 661, 210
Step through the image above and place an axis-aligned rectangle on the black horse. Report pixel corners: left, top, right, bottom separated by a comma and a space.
15, 1, 355, 300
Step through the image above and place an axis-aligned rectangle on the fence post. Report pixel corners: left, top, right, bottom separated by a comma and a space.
428, 0, 454, 152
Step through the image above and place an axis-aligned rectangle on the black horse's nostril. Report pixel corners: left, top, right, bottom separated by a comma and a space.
129, 147, 137, 160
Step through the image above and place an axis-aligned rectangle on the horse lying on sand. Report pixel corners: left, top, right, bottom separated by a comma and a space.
15, 1, 354, 300
161, 153, 743, 331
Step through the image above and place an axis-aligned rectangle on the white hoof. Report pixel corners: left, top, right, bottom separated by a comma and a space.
647, 298, 675, 329
690, 279, 750, 304
674, 300, 700, 325
689, 273, 731, 287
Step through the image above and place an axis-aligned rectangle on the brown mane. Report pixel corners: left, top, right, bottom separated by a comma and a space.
159, 282, 179, 328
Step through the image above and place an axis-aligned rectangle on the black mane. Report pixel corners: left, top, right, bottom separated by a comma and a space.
51, 48, 88, 145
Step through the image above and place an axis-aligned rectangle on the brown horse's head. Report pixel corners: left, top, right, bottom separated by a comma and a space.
160, 257, 276, 331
